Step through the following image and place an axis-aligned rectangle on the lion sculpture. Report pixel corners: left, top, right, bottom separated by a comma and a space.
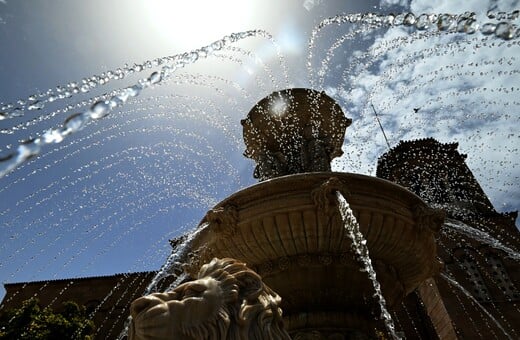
129, 257, 291, 340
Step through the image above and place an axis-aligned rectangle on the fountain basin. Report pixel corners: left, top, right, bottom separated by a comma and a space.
185, 172, 443, 332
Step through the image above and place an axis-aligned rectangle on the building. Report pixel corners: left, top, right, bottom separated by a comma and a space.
377, 138, 519, 339
1, 272, 156, 340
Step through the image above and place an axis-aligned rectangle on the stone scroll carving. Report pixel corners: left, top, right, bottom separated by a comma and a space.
205, 205, 239, 237
129, 257, 291, 340
413, 204, 445, 233
312, 177, 350, 215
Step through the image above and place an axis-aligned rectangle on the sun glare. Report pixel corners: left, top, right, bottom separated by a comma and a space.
145, 0, 254, 50
269, 96, 288, 118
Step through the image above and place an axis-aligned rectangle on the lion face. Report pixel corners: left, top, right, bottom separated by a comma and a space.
129, 277, 224, 340
128, 258, 291, 340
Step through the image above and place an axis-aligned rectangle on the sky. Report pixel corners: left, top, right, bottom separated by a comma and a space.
0, 0, 518, 301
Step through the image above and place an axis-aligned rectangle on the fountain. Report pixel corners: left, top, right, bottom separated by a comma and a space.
128, 88, 444, 339
0, 3, 519, 339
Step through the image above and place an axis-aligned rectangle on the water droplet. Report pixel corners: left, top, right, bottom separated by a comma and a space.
108, 97, 122, 109
437, 14, 455, 31
496, 11, 507, 20
187, 52, 199, 63
127, 85, 142, 97
514, 27, 520, 39
42, 129, 64, 143
508, 10, 520, 20
149, 71, 162, 85
348, 13, 361, 23
63, 113, 87, 133
18, 139, 42, 160
481, 23, 496, 35
403, 13, 416, 26
393, 13, 405, 26
415, 14, 430, 30
11, 108, 23, 117
90, 101, 110, 119
495, 22, 514, 40
210, 40, 223, 51
27, 101, 44, 110
384, 14, 395, 25
116, 90, 130, 104
463, 19, 478, 34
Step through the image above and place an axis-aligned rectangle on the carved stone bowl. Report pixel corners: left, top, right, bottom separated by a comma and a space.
185, 172, 443, 332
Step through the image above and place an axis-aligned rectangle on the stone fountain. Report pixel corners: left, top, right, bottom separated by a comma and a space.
129, 88, 444, 339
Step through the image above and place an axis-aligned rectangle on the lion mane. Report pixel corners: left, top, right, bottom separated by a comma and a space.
129, 257, 291, 340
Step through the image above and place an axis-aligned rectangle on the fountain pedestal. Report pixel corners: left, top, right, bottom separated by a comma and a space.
187, 172, 443, 338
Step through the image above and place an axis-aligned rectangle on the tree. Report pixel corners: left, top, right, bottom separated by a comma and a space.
0, 298, 94, 340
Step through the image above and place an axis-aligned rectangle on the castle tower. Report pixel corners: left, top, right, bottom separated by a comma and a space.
376, 138, 519, 339
376, 138, 497, 218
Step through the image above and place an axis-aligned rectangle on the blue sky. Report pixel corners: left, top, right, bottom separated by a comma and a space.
0, 0, 518, 300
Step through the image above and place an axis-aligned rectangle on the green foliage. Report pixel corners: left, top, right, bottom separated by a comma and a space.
0, 298, 95, 340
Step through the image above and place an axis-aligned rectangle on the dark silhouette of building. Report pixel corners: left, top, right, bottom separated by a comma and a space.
1, 272, 156, 339
377, 138, 519, 339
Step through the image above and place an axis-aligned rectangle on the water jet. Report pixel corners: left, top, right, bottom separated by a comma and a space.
0, 6, 518, 339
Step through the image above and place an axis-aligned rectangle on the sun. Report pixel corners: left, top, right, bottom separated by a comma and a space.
145, 0, 255, 51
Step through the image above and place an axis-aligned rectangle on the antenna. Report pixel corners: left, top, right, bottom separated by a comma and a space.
371, 103, 391, 150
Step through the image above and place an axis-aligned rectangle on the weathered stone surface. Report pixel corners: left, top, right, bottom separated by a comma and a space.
241, 88, 351, 180
183, 172, 442, 336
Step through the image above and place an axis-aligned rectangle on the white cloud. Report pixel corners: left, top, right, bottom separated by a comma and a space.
330, 5, 519, 213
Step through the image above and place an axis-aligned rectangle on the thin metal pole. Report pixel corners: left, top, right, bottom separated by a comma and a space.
371, 103, 391, 150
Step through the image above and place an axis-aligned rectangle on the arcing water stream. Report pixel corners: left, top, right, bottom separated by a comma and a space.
336, 191, 400, 340
0, 7, 519, 338
441, 272, 513, 339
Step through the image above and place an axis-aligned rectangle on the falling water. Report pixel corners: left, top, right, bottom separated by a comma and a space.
443, 219, 520, 260
308, 10, 520, 88
143, 222, 209, 295
0, 30, 267, 178
335, 191, 400, 340
0, 6, 518, 338
440, 272, 513, 339
115, 222, 209, 340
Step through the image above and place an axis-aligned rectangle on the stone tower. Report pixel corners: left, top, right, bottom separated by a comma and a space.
377, 138, 519, 339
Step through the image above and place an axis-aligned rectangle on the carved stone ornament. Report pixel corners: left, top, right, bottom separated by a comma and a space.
413, 204, 445, 233
253, 253, 351, 276
312, 177, 350, 215
205, 205, 239, 237
129, 257, 291, 340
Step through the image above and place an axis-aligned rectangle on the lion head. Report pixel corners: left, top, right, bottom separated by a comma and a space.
129, 257, 291, 340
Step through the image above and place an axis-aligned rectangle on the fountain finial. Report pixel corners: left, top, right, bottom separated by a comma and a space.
241, 88, 351, 181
